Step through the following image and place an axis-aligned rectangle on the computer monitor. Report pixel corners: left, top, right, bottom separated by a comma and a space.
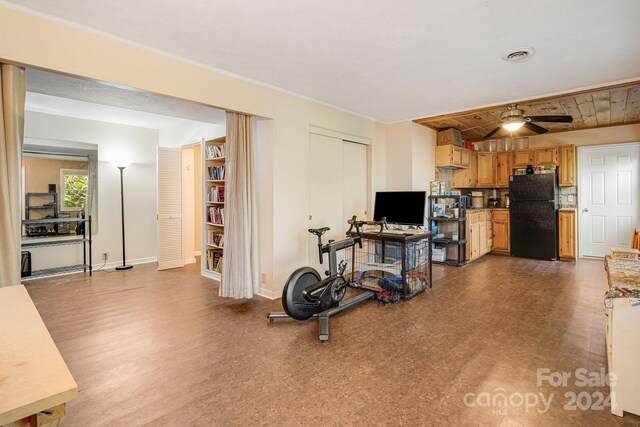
373, 191, 426, 226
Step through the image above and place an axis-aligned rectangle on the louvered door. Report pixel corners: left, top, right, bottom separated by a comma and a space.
157, 147, 184, 270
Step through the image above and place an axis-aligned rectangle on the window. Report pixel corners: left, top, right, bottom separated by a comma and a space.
60, 169, 89, 212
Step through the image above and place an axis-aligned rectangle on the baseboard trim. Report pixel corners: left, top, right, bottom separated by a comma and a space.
194, 251, 201, 257
256, 287, 281, 300
94, 256, 157, 270
185, 258, 196, 265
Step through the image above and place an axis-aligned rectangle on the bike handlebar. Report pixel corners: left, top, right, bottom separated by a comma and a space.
346, 215, 387, 241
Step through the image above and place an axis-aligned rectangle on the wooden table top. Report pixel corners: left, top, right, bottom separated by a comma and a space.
0, 285, 77, 425
357, 227, 433, 242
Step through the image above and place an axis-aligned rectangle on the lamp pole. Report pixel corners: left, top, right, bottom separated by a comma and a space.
116, 166, 132, 270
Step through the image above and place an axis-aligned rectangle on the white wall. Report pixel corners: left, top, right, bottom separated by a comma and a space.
253, 117, 275, 296
385, 122, 414, 190
159, 120, 224, 148
1, 6, 381, 297
385, 121, 436, 192
411, 123, 436, 191
24, 111, 159, 270
527, 123, 640, 148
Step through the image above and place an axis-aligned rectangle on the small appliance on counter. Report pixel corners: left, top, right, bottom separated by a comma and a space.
488, 197, 500, 208
471, 191, 484, 209
504, 194, 510, 208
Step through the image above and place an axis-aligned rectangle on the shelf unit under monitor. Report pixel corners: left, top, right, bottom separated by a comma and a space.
202, 137, 225, 280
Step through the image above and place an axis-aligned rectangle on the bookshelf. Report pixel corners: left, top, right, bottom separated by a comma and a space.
202, 137, 225, 280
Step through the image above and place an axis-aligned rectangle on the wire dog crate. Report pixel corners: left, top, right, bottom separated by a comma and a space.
345, 231, 432, 300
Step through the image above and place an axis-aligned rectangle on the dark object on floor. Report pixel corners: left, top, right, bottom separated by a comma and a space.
376, 290, 400, 304
21, 251, 31, 278
378, 277, 403, 293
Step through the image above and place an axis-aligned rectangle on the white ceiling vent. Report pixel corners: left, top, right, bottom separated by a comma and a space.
501, 47, 536, 62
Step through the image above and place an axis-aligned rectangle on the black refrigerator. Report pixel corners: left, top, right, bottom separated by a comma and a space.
509, 174, 559, 260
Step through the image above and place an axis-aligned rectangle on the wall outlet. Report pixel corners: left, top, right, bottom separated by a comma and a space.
102, 251, 108, 261
567, 195, 575, 203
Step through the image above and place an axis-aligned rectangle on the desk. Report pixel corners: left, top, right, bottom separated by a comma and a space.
0, 285, 77, 426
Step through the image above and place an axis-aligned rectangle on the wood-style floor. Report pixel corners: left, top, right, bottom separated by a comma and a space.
24, 256, 640, 426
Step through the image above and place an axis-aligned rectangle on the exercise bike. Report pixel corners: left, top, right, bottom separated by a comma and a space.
267, 216, 386, 343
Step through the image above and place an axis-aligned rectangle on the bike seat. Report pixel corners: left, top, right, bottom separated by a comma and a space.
308, 227, 330, 236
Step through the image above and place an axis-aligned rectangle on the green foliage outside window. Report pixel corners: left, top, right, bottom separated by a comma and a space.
64, 174, 88, 208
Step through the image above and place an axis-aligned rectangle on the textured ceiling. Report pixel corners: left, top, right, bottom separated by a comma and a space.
26, 69, 227, 128
5, 0, 640, 122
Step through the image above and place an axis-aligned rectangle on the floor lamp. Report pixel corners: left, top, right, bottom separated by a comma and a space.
111, 155, 133, 270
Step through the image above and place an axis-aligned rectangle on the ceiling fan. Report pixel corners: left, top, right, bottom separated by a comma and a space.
484, 104, 573, 138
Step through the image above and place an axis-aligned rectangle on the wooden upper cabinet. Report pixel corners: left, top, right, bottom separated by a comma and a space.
461, 149, 470, 167
559, 210, 576, 260
535, 147, 559, 165
452, 151, 477, 188
496, 151, 512, 188
513, 149, 535, 167
512, 148, 559, 168
435, 145, 470, 169
476, 152, 496, 187
559, 145, 576, 186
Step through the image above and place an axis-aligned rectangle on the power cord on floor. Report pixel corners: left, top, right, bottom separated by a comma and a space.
93, 260, 115, 273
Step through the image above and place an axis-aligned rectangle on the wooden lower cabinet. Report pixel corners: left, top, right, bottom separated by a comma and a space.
470, 222, 480, 260
491, 210, 510, 254
559, 210, 576, 260
466, 211, 493, 261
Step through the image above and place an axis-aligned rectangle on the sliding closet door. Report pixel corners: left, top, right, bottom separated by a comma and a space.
157, 147, 184, 270
343, 142, 368, 223
308, 133, 367, 272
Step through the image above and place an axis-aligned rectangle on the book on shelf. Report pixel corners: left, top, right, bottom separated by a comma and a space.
207, 165, 225, 181
206, 250, 223, 273
207, 230, 224, 247
205, 144, 225, 159
207, 206, 224, 225
207, 185, 225, 203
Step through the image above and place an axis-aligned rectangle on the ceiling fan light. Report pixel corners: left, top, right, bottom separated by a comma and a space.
503, 121, 524, 131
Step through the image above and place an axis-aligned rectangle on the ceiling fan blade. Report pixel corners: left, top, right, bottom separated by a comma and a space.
524, 122, 549, 134
484, 126, 502, 138
526, 115, 573, 123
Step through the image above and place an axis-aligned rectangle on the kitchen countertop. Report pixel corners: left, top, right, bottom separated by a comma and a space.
468, 207, 509, 211
559, 207, 577, 211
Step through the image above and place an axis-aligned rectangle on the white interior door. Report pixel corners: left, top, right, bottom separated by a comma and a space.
308, 133, 367, 272
580, 143, 639, 257
157, 147, 184, 270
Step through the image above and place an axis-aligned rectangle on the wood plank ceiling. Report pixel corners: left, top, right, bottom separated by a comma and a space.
414, 82, 640, 141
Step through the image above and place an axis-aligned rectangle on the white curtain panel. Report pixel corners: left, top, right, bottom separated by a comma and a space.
0, 64, 26, 287
220, 112, 259, 298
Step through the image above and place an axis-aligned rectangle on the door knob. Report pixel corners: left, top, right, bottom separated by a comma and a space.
582, 208, 589, 213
